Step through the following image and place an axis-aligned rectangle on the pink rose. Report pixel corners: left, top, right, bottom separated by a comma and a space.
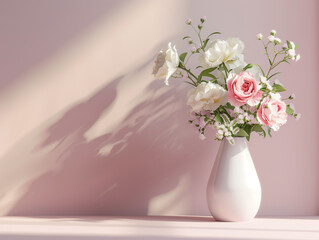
227, 71, 262, 106
257, 94, 288, 131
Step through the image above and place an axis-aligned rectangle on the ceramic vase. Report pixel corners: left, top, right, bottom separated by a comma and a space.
206, 137, 261, 221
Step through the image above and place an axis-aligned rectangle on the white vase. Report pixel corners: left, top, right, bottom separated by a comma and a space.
206, 137, 261, 222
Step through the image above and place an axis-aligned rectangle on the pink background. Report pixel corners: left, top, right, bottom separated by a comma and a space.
0, 0, 318, 216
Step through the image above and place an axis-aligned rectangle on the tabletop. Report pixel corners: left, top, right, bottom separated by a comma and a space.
0, 216, 318, 240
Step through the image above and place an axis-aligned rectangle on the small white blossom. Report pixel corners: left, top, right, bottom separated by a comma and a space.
270, 29, 276, 36
234, 106, 244, 113
214, 122, 220, 127
219, 125, 226, 130
199, 134, 206, 140
268, 35, 275, 42
216, 134, 223, 140
274, 37, 281, 44
225, 131, 231, 137
218, 130, 223, 135
268, 85, 273, 91
288, 49, 296, 58
238, 115, 244, 120
246, 115, 253, 121
288, 41, 295, 49
266, 82, 273, 90
201, 16, 207, 22
290, 93, 296, 99
296, 113, 301, 120
226, 136, 234, 144
295, 54, 301, 62
185, 19, 191, 25
260, 75, 267, 83
256, 33, 263, 40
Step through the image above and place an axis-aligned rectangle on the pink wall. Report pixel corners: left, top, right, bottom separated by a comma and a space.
0, 0, 318, 216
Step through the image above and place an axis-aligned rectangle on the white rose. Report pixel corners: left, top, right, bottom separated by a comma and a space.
152, 42, 179, 85
200, 38, 245, 69
187, 82, 227, 112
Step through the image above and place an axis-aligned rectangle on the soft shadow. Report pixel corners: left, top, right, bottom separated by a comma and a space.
6, 55, 202, 215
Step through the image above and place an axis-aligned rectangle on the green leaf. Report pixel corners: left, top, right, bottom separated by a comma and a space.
214, 113, 222, 123
268, 127, 272, 137
203, 38, 210, 49
286, 105, 294, 115
295, 44, 299, 50
244, 125, 252, 141
198, 67, 217, 80
195, 66, 203, 69
200, 67, 217, 75
210, 79, 218, 84
184, 81, 196, 87
268, 72, 282, 80
243, 64, 253, 71
183, 36, 191, 40
256, 64, 265, 77
287, 40, 292, 49
224, 102, 235, 110
179, 52, 188, 63
207, 32, 221, 38
202, 73, 216, 79
234, 129, 249, 137
272, 84, 286, 93
251, 124, 266, 138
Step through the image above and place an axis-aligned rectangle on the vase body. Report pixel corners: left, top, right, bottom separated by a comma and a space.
206, 137, 261, 222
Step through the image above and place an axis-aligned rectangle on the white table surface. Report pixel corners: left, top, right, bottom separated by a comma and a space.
0, 216, 318, 240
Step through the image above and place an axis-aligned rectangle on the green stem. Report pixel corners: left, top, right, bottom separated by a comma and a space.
178, 65, 198, 85
190, 24, 203, 49
222, 63, 229, 90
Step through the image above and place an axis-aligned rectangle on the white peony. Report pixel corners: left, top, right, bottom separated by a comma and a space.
187, 82, 227, 112
200, 38, 245, 69
232, 63, 262, 81
152, 42, 179, 85
217, 63, 262, 87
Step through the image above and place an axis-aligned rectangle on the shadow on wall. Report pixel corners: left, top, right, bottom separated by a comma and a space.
6, 58, 206, 216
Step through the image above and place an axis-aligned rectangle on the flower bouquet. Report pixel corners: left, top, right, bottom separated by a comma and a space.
152, 17, 301, 221
152, 17, 300, 144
